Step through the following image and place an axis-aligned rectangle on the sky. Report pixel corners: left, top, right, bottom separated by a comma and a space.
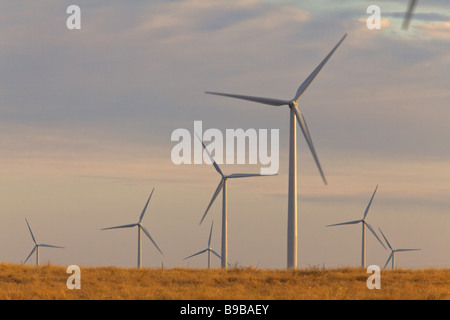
0, 0, 449, 269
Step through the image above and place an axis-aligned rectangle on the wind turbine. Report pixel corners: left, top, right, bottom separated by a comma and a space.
22, 218, 64, 266
205, 33, 347, 269
378, 227, 420, 270
327, 185, 387, 268
183, 221, 221, 269
101, 188, 163, 268
403, 0, 418, 30
197, 135, 275, 269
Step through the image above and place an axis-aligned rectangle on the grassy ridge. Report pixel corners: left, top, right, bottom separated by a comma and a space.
0, 264, 448, 300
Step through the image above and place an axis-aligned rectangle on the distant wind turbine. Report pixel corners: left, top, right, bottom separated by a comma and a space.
183, 221, 221, 269
327, 185, 387, 268
22, 218, 64, 266
378, 227, 420, 270
205, 34, 347, 269
101, 188, 163, 268
403, 0, 418, 30
197, 134, 275, 269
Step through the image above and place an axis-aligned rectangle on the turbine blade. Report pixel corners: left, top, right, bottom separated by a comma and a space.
326, 219, 361, 227
293, 33, 347, 102
183, 249, 208, 261
293, 106, 327, 185
226, 173, 271, 178
363, 185, 378, 219
101, 223, 137, 230
365, 222, 387, 250
378, 227, 393, 251
205, 91, 290, 106
141, 225, 163, 255
199, 179, 224, 225
402, 0, 418, 30
208, 221, 214, 247
395, 249, 421, 252
23, 246, 36, 265
25, 218, 37, 245
139, 188, 155, 223
211, 250, 222, 259
39, 244, 64, 249
383, 253, 393, 270
195, 133, 224, 177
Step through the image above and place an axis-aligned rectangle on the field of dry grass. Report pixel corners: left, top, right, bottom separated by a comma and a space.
0, 263, 448, 300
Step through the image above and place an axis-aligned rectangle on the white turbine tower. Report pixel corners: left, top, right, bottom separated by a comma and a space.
378, 227, 420, 270
205, 34, 347, 269
101, 188, 163, 268
183, 221, 221, 269
197, 135, 275, 269
22, 218, 64, 266
327, 185, 387, 268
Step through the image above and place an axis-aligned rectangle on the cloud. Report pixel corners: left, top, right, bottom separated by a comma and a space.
357, 17, 391, 30
1, 0, 448, 162
130, 0, 310, 39
384, 11, 450, 23
416, 21, 450, 41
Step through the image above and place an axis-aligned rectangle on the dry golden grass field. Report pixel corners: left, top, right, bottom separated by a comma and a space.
0, 263, 448, 300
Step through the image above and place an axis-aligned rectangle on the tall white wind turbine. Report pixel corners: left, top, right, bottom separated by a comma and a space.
183, 221, 221, 269
101, 188, 163, 268
327, 185, 387, 268
197, 135, 275, 269
22, 218, 64, 266
378, 227, 420, 270
205, 34, 347, 269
